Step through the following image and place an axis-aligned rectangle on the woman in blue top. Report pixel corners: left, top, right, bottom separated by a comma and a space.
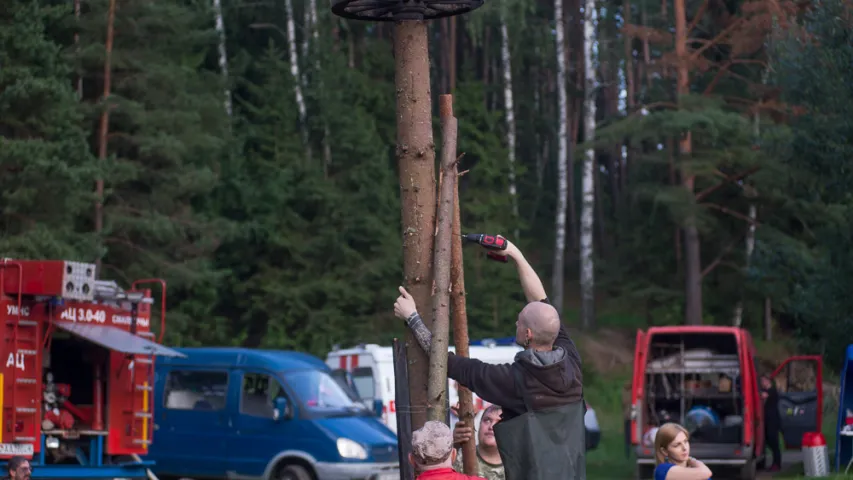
653, 423, 713, 480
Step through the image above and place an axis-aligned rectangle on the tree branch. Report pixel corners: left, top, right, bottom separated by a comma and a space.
690, 18, 744, 60
704, 59, 768, 95
687, 0, 710, 33
701, 231, 747, 277
695, 166, 760, 201
702, 203, 760, 225
633, 101, 679, 116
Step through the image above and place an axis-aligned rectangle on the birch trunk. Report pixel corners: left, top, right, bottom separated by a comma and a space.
313, 0, 332, 169
283, 0, 309, 153
734, 70, 766, 327
551, 0, 570, 313
394, 20, 437, 433
212, 0, 232, 116
303, 0, 332, 171
95, 0, 117, 275
427, 96, 458, 423
621, 0, 634, 196
579, 0, 597, 329
500, 20, 519, 236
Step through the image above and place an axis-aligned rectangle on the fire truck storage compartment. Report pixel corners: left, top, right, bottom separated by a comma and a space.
43, 332, 106, 432
644, 332, 743, 444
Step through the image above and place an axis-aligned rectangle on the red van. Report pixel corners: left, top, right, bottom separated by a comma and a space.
630, 326, 823, 480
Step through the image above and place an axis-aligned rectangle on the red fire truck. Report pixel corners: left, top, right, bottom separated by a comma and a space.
0, 258, 184, 478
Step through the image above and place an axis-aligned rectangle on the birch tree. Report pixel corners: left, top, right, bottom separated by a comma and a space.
301, 0, 332, 170
579, 0, 597, 329
284, 0, 309, 153
500, 19, 519, 234
551, 0, 570, 312
212, 0, 232, 116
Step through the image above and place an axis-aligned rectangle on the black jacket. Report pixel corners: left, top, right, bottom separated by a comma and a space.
764, 385, 781, 430
445, 300, 583, 421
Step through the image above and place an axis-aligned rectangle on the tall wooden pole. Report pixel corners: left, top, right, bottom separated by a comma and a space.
394, 20, 437, 432
450, 159, 476, 474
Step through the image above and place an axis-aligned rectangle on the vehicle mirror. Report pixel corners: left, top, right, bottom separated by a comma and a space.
273, 397, 289, 421
373, 398, 383, 417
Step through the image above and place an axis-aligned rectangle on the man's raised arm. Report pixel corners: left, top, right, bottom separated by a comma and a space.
501, 242, 547, 303
394, 238, 547, 352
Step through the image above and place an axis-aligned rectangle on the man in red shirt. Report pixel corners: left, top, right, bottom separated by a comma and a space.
410, 421, 486, 480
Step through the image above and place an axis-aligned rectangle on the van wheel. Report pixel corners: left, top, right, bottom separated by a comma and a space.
275, 464, 313, 480
635, 464, 653, 480
740, 459, 757, 480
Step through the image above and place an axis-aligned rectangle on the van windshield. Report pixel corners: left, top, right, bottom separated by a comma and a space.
285, 370, 368, 415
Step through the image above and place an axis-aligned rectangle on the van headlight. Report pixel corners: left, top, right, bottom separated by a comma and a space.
337, 438, 368, 460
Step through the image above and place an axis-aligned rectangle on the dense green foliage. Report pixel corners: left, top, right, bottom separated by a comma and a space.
752, 0, 853, 361
1, 0, 852, 362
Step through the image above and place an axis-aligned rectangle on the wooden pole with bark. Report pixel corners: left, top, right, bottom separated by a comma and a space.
330, 0, 483, 439
450, 154, 476, 474
394, 20, 437, 432
427, 95, 458, 423
95, 0, 117, 275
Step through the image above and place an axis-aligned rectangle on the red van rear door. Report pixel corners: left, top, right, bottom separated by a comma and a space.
630, 329, 646, 445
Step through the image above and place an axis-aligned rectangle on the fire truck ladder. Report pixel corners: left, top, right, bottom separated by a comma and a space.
94, 281, 155, 450
2, 261, 40, 444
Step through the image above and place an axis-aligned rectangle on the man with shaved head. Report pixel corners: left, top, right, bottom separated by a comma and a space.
394, 239, 585, 480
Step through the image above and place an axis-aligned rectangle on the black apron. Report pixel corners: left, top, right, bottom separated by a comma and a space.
493, 366, 586, 480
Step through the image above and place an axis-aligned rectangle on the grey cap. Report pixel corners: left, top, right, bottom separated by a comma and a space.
411, 421, 453, 465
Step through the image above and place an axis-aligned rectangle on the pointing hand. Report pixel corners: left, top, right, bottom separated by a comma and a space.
394, 286, 417, 320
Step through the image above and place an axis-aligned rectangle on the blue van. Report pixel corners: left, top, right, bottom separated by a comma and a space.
147, 347, 400, 480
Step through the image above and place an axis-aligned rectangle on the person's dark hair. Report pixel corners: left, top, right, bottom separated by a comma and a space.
6, 456, 27, 474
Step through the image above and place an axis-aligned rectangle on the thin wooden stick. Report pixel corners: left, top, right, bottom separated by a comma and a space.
427, 95, 458, 423
451, 150, 477, 474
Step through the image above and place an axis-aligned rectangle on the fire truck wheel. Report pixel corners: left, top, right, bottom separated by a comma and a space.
274, 463, 313, 480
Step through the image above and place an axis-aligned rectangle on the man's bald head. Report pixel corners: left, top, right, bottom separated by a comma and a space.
516, 301, 561, 349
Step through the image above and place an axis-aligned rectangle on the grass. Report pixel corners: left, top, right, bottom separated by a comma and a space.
583, 369, 635, 478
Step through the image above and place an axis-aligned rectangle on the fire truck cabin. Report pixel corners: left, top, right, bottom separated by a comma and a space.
0, 259, 185, 478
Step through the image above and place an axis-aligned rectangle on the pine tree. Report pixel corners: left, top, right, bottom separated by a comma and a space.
751, 0, 853, 359
207, 42, 402, 354
0, 1, 99, 259
76, 0, 230, 285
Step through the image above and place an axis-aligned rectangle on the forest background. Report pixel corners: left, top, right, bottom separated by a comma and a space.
2, 0, 853, 367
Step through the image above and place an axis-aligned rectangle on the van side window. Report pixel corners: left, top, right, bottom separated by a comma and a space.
164, 370, 228, 411
351, 367, 375, 401
241, 373, 287, 419
774, 362, 817, 393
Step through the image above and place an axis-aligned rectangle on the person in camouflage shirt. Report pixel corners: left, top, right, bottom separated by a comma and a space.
451, 405, 505, 480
